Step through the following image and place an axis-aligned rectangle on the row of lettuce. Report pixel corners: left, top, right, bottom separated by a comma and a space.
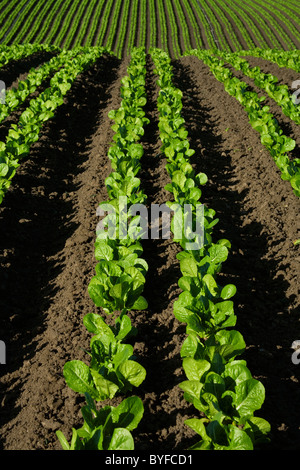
1, 44, 298, 449
0, 48, 82, 123
0, 43, 59, 68
56, 47, 150, 451
150, 47, 271, 450
0, 45, 111, 205
0, 44, 298, 204
56, 47, 271, 450
215, 50, 300, 125
183, 48, 300, 197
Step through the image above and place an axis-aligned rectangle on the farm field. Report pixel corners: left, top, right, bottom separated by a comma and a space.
0, 0, 299, 452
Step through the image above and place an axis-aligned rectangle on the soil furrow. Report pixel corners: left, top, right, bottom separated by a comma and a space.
219, 61, 300, 154
241, 54, 300, 85
0, 46, 299, 452
131, 55, 197, 451
0, 53, 129, 450
172, 54, 300, 450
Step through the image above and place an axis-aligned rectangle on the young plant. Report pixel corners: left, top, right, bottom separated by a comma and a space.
57, 394, 144, 450
151, 47, 270, 450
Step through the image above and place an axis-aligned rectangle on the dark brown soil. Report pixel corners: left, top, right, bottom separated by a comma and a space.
0, 51, 299, 452
172, 55, 300, 451
216, 57, 300, 156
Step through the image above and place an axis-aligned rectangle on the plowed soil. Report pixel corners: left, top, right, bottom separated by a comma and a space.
0, 52, 299, 451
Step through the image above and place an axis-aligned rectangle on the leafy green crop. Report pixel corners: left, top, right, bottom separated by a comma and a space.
216, 51, 300, 125
0, 49, 80, 123
57, 395, 144, 450
63, 312, 146, 400
151, 47, 270, 450
57, 48, 149, 451
185, 48, 300, 198
0, 46, 110, 204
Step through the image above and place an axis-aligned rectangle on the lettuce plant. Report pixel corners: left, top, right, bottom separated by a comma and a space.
185, 49, 300, 198
57, 395, 144, 450
63, 312, 146, 401
0, 46, 110, 204
151, 47, 271, 450
57, 48, 149, 450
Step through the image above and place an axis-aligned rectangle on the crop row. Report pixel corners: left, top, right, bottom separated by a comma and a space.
27, 0, 68, 45
84, 0, 106, 48
0, 46, 109, 204
149, 0, 157, 49
42, 0, 73, 46
126, 0, 138, 57
5, 0, 46, 46
0, 0, 28, 44
165, 0, 181, 59
200, 0, 230, 52
233, 1, 282, 50
0, 48, 79, 123
0, 0, 16, 32
261, 0, 300, 45
48, 0, 87, 49
207, 0, 242, 51
173, 0, 192, 53
19, 0, 56, 45
0, 43, 59, 69
185, 48, 300, 197
223, 0, 263, 49
56, 47, 150, 451
1, 44, 298, 200
190, 0, 216, 49
105, 0, 123, 53
52, 0, 82, 49
243, 0, 297, 50
238, 48, 300, 73
62, 0, 92, 50
216, 50, 300, 125
115, 0, 130, 59
267, 0, 300, 37
71, 0, 98, 49
150, 47, 271, 450
181, 0, 203, 50
97, 0, 114, 48
157, 0, 168, 53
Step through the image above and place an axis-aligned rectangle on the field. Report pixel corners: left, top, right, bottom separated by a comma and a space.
0, 0, 299, 452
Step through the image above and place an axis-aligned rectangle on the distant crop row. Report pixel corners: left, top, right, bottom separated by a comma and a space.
0, 44, 111, 204
57, 48, 150, 450
150, 46, 270, 450
0, 0, 299, 57
0, 44, 299, 202
185, 47, 300, 196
